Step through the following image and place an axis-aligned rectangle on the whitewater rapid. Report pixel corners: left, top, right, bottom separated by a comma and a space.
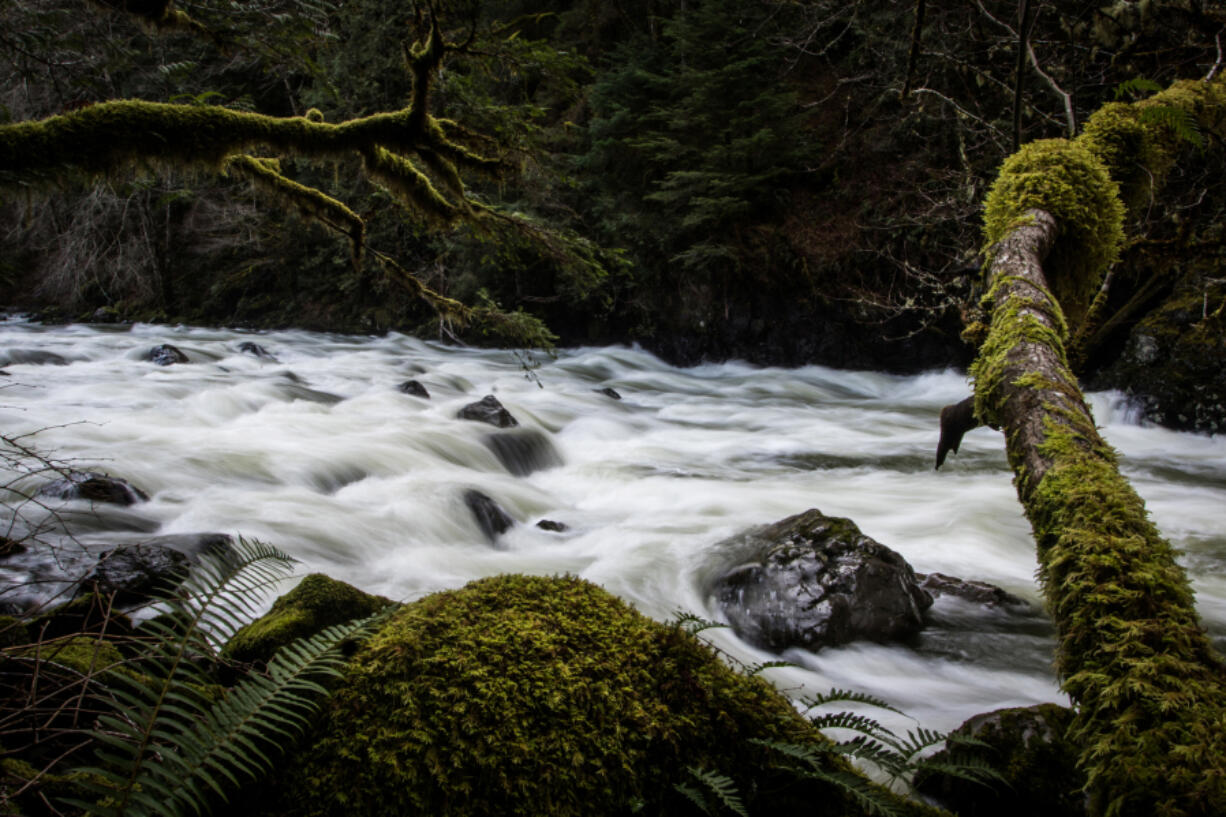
2, 318, 1223, 734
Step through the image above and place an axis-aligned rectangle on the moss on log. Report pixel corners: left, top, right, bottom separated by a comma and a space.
969, 76, 1226, 817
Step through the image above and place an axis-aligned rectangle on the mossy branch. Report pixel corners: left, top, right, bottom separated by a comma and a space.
966, 76, 1226, 817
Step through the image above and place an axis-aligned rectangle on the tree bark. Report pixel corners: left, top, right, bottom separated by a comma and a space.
973, 208, 1226, 817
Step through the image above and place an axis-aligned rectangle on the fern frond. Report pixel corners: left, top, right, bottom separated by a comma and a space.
672, 609, 729, 635
799, 687, 904, 715
896, 726, 948, 760
1113, 76, 1164, 100
683, 768, 748, 817
750, 739, 905, 817
744, 660, 796, 676
807, 710, 892, 739
1137, 105, 1204, 148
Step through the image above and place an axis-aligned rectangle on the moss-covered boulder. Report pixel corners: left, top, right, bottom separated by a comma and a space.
222, 573, 391, 665
916, 703, 1085, 817
258, 574, 941, 817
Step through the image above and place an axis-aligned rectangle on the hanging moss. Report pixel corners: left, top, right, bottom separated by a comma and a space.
981, 140, 1125, 330
224, 155, 366, 262
257, 574, 939, 817
360, 146, 462, 227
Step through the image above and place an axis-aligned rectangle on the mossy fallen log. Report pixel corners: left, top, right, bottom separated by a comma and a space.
968, 75, 1226, 816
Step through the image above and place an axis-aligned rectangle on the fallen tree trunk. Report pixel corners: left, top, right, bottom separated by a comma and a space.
971, 206, 1226, 816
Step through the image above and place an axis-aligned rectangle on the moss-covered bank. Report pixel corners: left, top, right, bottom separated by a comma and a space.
250, 573, 941, 817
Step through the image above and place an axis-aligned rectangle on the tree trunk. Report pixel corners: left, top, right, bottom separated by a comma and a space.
972, 208, 1226, 817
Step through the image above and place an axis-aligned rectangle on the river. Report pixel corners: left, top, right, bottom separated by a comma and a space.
2, 317, 1224, 735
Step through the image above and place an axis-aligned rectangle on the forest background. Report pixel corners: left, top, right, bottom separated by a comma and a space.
1, 0, 1223, 432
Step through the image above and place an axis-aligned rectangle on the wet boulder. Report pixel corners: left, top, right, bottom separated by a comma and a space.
36, 472, 149, 506
238, 341, 278, 361
712, 509, 932, 651
915, 703, 1085, 817
536, 519, 568, 532
75, 534, 233, 608
457, 394, 518, 428
463, 489, 515, 543
594, 387, 622, 400
78, 542, 190, 607
483, 430, 562, 476
397, 379, 430, 398
916, 572, 1027, 608
145, 344, 189, 366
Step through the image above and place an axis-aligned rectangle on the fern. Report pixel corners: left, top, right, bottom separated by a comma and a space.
672, 610, 729, 635
675, 768, 749, 817
1137, 105, 1204, 149
64, 538, 385, 817
799, 687, 904, 716
744, 660, 796, 676
1113, 76, 1164, 100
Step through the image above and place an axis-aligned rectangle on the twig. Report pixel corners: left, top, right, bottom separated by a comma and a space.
1208, 30, 1223, 82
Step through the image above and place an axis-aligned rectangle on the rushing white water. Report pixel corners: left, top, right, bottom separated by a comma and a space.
2, 317, 1224, 734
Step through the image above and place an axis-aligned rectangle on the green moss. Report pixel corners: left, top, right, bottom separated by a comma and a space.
1026, 418, 1226, 816
260, 574, 937, 817
224, 155, 365, 260
222, 573, 391, 665
982, 139, 1125, 330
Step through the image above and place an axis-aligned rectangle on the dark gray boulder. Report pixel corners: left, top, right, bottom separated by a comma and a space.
594, 387, 622, 400
397, 379, 430, 398
80, 543, 190, 606
712, 509, 932, 651
536, 519, 568, 532
76, 534, 233, 608
238, 341, 278, 361
146, 344, 189, 366
916, 572, 1027, 608
463, 490, 514, 543
915, 703, 1085, 817
457, 395, 518, 428
483, 430, 562, 476
36, 471, 149, 506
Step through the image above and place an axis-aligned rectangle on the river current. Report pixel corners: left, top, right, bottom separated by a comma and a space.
2, 318, 1224, 734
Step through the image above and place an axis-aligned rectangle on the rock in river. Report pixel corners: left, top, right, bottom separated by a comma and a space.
457, 394, 518, 428
712, 508, 932, 651
36, 471, 149, 506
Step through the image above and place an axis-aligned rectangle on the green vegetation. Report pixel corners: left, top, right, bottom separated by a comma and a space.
222, 572, 392, 665
969, 73, 1226, 817
256, 573, 940, 817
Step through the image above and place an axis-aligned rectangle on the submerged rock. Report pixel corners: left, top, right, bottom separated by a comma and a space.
712, 509, 932, 651
36, 471, 149, 506
396, 379, 430, 398
222, 573, 392, 665
594, 387, 622, 399
915, 703, 1085, 817
483, 429, 562, 476
463, 489, 515, 543
257, 574, 932, 817
0, 348, 69, 366
536, 519, 568, 532
457, 394, 518, 428
145, 344, 189, 366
